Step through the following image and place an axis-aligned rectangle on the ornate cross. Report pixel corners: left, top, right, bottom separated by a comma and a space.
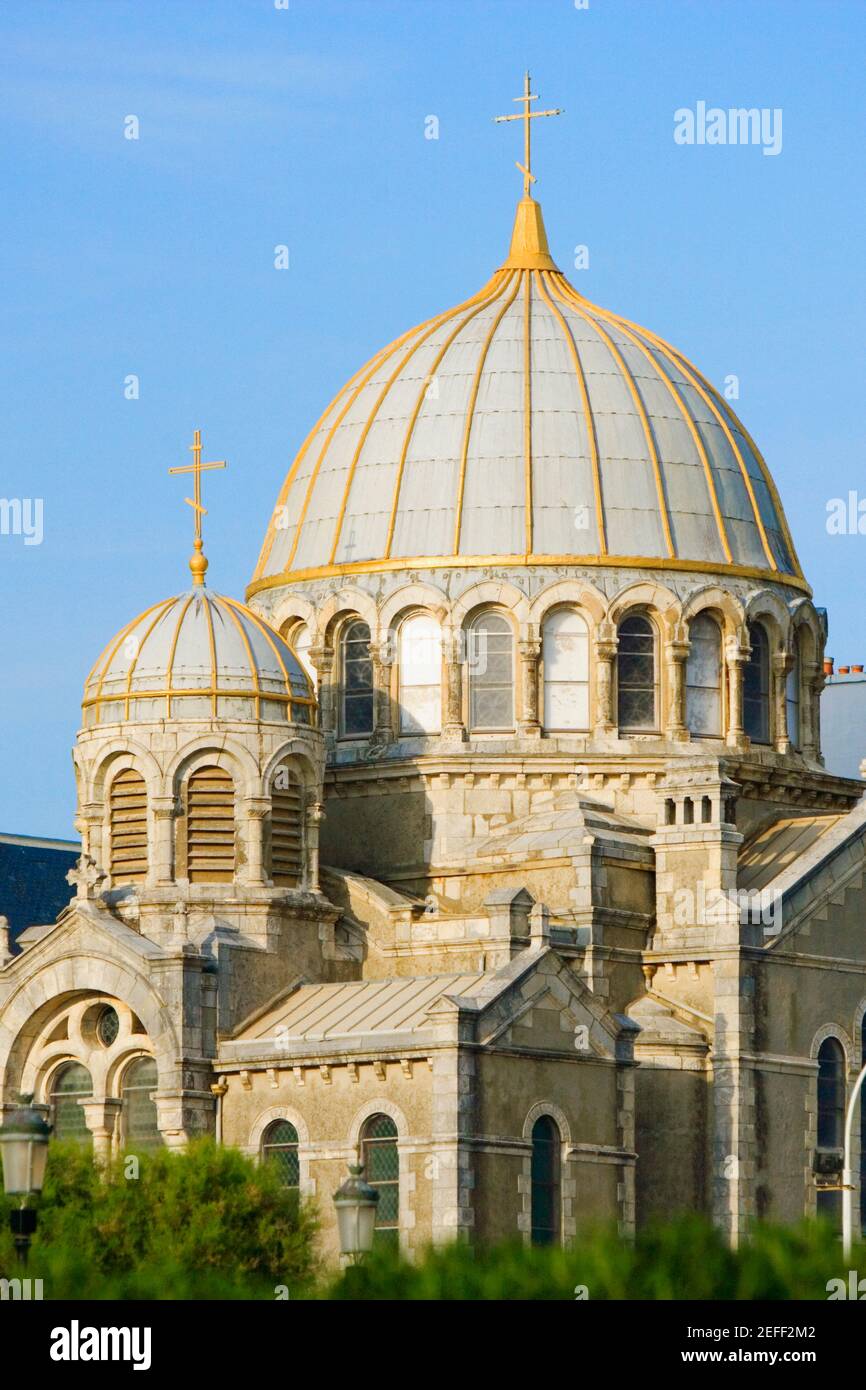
494, 72, 563, 198
169, 429, 227, 585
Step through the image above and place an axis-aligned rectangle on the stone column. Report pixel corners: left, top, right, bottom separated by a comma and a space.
801, 661, 825, 761
443, 630, 466, 740
372, 641, 394, 745
518, 636, 542, 738
305, 800, 325, 891
773, 651, 794, 754
76, 801, 103, 864
151, 795, 177, 887
665, 639, 690, 741
80, 1098, 122, 1164
725, 637, 748, 748
0, 916, 11, 966
243, 796, 271, 885
799, 661, 817, 757
594, 634, 618, 735
309, 645, 335, 742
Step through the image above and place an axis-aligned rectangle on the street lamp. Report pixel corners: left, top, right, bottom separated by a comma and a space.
0, 1095, 51, 1267
332, 1162, 379, 1262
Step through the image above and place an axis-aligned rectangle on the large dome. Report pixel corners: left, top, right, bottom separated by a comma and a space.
83, 587, 314, 728
250, 197, 805, 597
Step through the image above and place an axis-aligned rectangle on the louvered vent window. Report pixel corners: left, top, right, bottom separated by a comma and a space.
187, 765, 236, 883
109, 768, 148, 883
270, 767, 303, 886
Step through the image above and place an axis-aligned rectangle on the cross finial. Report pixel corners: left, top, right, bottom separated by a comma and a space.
494, 71, 563, 199
169, 429, 227, 586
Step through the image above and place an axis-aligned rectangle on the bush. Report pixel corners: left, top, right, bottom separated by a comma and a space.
324, 1217, 857, 1301
0, 1139, 318, 1300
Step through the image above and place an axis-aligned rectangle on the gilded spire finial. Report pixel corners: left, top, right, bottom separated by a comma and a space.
494, 71, 562, 199
169, 429, 227, 586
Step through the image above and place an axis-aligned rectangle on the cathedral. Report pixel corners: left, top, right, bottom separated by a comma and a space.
3, 86, 866, 1260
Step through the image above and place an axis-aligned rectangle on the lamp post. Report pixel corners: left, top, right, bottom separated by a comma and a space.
332, 1162, 379, 1263
0, 1095, 51, 1268
842, 1064, 866, 1259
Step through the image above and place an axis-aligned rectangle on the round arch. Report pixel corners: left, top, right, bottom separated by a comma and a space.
527, 578, 607, 630
378, 582, 449, 634
451, 578, 530, 632
0, 958, 177, 1107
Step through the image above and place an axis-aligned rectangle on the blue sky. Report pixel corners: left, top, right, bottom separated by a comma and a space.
1, 0, 865, 837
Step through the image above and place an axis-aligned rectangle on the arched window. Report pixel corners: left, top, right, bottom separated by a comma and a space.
530, 1114, 561, 1246
288, 622, 317, 692
261, 1119, 300, 1188
817, 1037, 845, 1224
121, 1056, 161, 1151
268, 764, 303, 886
360, 1113, 399, 1246
686, 613, 723, 737
468, 611, 514, 732
341, 620, 374, 737
617, 614, 657, 732
744, 622, 771, 744
50, 1062, 93, 1145
786, 636, 801, 749
398, 613, 442, 735
542, 609, 590, 731
186, 765, 235, 883
109, 768, 148, 883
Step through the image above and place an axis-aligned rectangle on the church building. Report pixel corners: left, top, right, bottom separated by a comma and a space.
3, 83, 866, 1260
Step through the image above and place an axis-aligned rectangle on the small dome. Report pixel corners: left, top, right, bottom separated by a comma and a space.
83, 588, 314, 728
250, 197, 806, 597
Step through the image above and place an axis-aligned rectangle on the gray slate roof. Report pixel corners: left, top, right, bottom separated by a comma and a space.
0, 834, 79, 947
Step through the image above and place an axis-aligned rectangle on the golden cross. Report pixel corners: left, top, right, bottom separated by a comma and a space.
169, 428, 227, 585
494, 71, 562, 198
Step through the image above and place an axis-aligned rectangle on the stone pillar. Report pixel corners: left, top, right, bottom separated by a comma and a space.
799, 661, 818, 757
372, 641, 394, 745
76, 801, 103, 864
725, 638, 748, 748
594, 634, 617, 735
150, 796, 177, 887
80, 1098, 122, 1163
443, 630, 466, 740
309, 645, 335, 741
518, 636, 542, 738
243, 796, 270, 885
305, 800, 325, 891
813, 672, 825, 764
803, 662, 825, 761
0, 916, 11, 966
773, 651, 794, 754
665, 639, 690, 741
711, 958, 758, 1246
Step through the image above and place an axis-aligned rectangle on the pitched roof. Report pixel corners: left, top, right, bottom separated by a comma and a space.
738, 814, 845, 892
239, 972, 487, 1043
0, 834, 79, 946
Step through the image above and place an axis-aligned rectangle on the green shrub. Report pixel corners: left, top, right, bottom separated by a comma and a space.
324, 1217, 858, 1301
0, 1139, 318, 1300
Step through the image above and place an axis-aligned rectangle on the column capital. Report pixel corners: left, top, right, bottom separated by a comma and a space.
595, 637, 618, 662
